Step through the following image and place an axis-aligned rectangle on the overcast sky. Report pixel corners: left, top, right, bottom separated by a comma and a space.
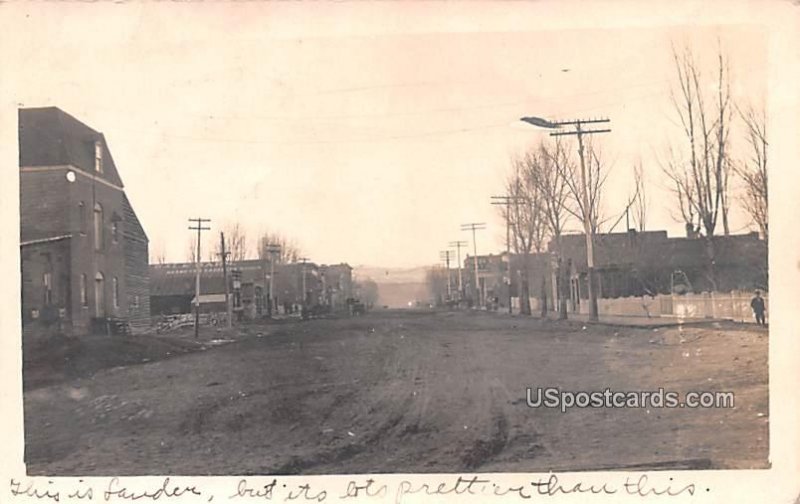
1, 2, 773, 268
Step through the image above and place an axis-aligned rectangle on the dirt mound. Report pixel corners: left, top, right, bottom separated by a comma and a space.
23, 334, 204, 390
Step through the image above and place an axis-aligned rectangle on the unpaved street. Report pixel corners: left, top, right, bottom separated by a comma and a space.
24, 311, 768, 475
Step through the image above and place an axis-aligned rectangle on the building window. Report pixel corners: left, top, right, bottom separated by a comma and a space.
112, 277, 119, 308
43, 272, 52, 305
80, 274, 88, 306
131, 295, 139, 309
93, 203, 103, 251
95, 272, 105, 318
94, 141, 103, 173
112, 220, 119, 243
78, 202, 87, 234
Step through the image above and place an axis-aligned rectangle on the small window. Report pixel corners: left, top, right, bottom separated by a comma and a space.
80, 274, 88, 306
43, 272, 53, 305
131, 295, 139, 309
94, 141, 103, 173
112, 277, 119, 308
78, 202, 87, 234
112, 220, 119, 243
93, 203, 103, 251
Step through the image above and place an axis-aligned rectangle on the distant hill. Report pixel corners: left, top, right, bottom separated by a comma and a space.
352, 265, 429, 285
352, 265, 431, 308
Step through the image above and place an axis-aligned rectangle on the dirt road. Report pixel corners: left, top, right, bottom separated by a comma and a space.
24, 310, 769, 475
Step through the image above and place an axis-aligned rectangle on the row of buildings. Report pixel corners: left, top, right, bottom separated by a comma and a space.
149, 260, 353, 319
18, 107, 353, 339
436, 229, 767, 313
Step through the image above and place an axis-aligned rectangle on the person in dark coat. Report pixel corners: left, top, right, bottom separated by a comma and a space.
750, 290, 766, 326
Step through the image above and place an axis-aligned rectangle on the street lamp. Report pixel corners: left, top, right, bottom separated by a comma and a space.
519, 116, 561, 129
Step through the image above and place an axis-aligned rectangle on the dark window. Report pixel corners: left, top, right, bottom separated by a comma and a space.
94, 203, 103, 251
78, 202, 87, 234
80, 274, 88, 306
113, 277, 119, 308
94, 141, 103, 173
43, 272, 52, 305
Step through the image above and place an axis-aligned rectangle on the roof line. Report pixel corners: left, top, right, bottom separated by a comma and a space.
20, 234, 72, 247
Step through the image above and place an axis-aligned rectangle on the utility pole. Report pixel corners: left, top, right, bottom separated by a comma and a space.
449, 240, 468, 301
460, 223, 486, 308
550, 118, 611, 322
188, 218, 211, 338
439, 250, 453, 300
491, 194, 527, 314
298, 257, 310, 307
219, 232, 233, 329
265, 244, 281, 317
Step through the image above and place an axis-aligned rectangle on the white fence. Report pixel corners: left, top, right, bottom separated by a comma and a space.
586, 291, 767, 322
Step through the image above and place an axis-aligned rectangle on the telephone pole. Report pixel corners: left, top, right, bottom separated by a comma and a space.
439, 250, 453, 300
449, 240, 468, 301
491, 194, 527, 314
550, 117, 611, 322
219, 232, 233, 329
265, 244, 282, 317
188, 218, 211, 338
460, 223, 486, 308
298, 257, 310, 307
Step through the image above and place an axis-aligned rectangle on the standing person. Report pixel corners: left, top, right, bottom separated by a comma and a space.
750, 290, 766, 326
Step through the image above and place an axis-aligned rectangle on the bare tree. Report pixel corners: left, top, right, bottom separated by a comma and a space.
256, 230, 303, 264
225, 222, 249, 262
736, 103, 768, 243
151, 243, 167, 265
186, 237, 198, 263
536, 137, 574, 319
425, 267, 449, 307
353, 277, 379, 307
558, 136, 609, 235
502, 150, 550, 315
662, 44, 735, 288
631, 160, 648, 232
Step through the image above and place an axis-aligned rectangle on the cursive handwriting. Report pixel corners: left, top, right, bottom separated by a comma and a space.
10, 479, 61, 502
624, 474, 696, 497
103, 477, 202, 501
229, 479, 278, 500
339, 479, 387, 499
285, 484, 326, 503
9, 474, 702, 504
531, 474, 617, 496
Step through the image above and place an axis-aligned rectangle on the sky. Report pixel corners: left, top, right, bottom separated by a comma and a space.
0, 2, 773, 268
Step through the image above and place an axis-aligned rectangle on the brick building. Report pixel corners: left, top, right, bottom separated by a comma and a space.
455, 229, 766, 314
461, 251, 552, 309
555, 230, 768, 310
19, 107, 150, 337
150, 259, 353, 318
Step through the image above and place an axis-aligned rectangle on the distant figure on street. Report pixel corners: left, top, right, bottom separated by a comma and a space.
750, 290, 766, 326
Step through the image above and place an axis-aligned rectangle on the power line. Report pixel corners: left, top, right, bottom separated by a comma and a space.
448, 240, 468, 299
548, 118, 612, 322
460, 223, 486, 308
491, 195, 527, 314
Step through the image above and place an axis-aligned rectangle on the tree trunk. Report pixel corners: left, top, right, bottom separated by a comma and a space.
540, 277, 548, 318
520, 253, 532, 316
704, 236, 718, 291
558, 258, 568, 319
